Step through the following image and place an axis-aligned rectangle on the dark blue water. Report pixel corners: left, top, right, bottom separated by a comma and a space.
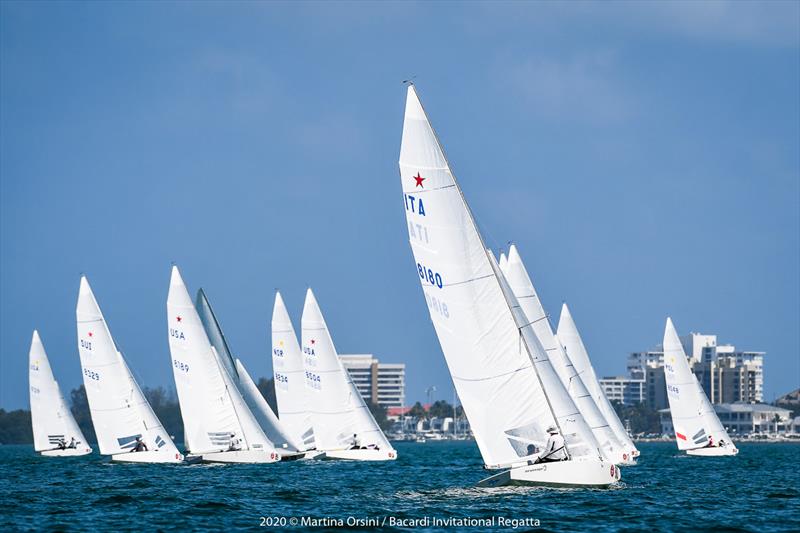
1, 441, 798, 531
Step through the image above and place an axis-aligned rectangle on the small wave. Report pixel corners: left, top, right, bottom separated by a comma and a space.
94, 494, 137, 505
766, 491, 798, 499
194, 501, 233, 510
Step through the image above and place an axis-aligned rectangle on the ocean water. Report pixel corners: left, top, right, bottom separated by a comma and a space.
1, 441, 798, 531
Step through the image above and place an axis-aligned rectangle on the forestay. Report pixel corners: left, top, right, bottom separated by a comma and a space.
557, 303, 638, 458
399, 85, 601, 468
664, 317, 733, 450
29, 330, 89, 452
76, 276, 178, 457
300, 288, 392, 452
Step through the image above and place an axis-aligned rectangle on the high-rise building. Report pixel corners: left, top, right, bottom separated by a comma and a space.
339, 354, 406, 408
626, 332, 764, 408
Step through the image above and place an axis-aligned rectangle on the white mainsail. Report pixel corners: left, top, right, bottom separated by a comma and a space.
399, 85, 603, 469
195, 288, 301, 452
271, 291, 315, 450
664, 317, 735, 452
500, 244, 625, 463
556, 302, 639, 460
300, 288, 393, 453
167, 266, 277, 456
76, 276, 180, 459
29, 330, 90, 454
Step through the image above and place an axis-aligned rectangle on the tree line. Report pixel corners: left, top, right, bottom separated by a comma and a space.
0, 378, 391, 445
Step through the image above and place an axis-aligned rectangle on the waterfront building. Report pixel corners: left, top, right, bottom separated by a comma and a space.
339, 354, 405, 408
659, 403, 793, 436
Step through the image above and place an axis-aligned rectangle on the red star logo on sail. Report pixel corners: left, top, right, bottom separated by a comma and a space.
176, 316, 182, 322
88, 332, 93, 337
413, 173, 425, 188
311, 339, 315, 344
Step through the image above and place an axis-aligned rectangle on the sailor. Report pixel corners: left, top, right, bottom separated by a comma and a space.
57, 438, 67, 450
228, 433, 241, 451
719, 439, 726, 448
535, 426, 567, 464
132, 436, 148, 452
350, 434, 360, 450
68, 437, 76, 449
707, 435, 715, 448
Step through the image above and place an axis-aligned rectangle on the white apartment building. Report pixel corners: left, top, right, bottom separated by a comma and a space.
627, 332, 765, 409
599, 376, 645, 405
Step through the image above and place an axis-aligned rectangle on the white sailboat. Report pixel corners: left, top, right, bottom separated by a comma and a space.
500, 245, 630, 465
29, 330, 92, 457
399, 85, 617, 487
556, 302, 639, 462
663, 318, 738, 456
76, 276, 183, 463
195, 288, 303, 457
300, 288, 396, 461
167, 266, 279, 463
272, 291, 317, 452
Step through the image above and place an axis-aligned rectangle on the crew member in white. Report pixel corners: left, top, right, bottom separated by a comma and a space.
535, 426, 568, 464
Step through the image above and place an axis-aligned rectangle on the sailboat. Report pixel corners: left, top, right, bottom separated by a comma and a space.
167, 266, 280, 463
272, 291, 318, 454
556, 302, 639, 462
29, 330, 91, 457
195, 288, 304, 458
300, 288, 396, 461
663, 318, 738, 456
500, 245, 631, 465
76, 276, 183, 463
399, 84, 617, 487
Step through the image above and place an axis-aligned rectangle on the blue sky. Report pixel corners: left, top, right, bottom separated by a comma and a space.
1, 1, 798, 409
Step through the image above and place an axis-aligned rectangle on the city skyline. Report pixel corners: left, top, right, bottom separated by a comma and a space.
2, 2, 798, 409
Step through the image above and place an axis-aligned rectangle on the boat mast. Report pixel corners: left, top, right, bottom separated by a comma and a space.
408, 84, 568, 452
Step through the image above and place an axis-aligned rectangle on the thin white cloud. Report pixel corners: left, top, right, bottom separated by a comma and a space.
614, 0, 800, 48
499, 49, 636, 124
195, 48, 280, 117
470, 0, 799, 48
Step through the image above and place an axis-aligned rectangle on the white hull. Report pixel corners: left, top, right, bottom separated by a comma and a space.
275, 450, 325, 461
617, 451, 637, 465
686, 446, 738, 457
323, 448, 397, 461
40, 447, 92, 457
112, 451, 185, 463
200, 450, 280, 463
477, 459, 620, 488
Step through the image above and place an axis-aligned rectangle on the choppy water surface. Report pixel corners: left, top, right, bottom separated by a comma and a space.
1, 441, 798, 531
